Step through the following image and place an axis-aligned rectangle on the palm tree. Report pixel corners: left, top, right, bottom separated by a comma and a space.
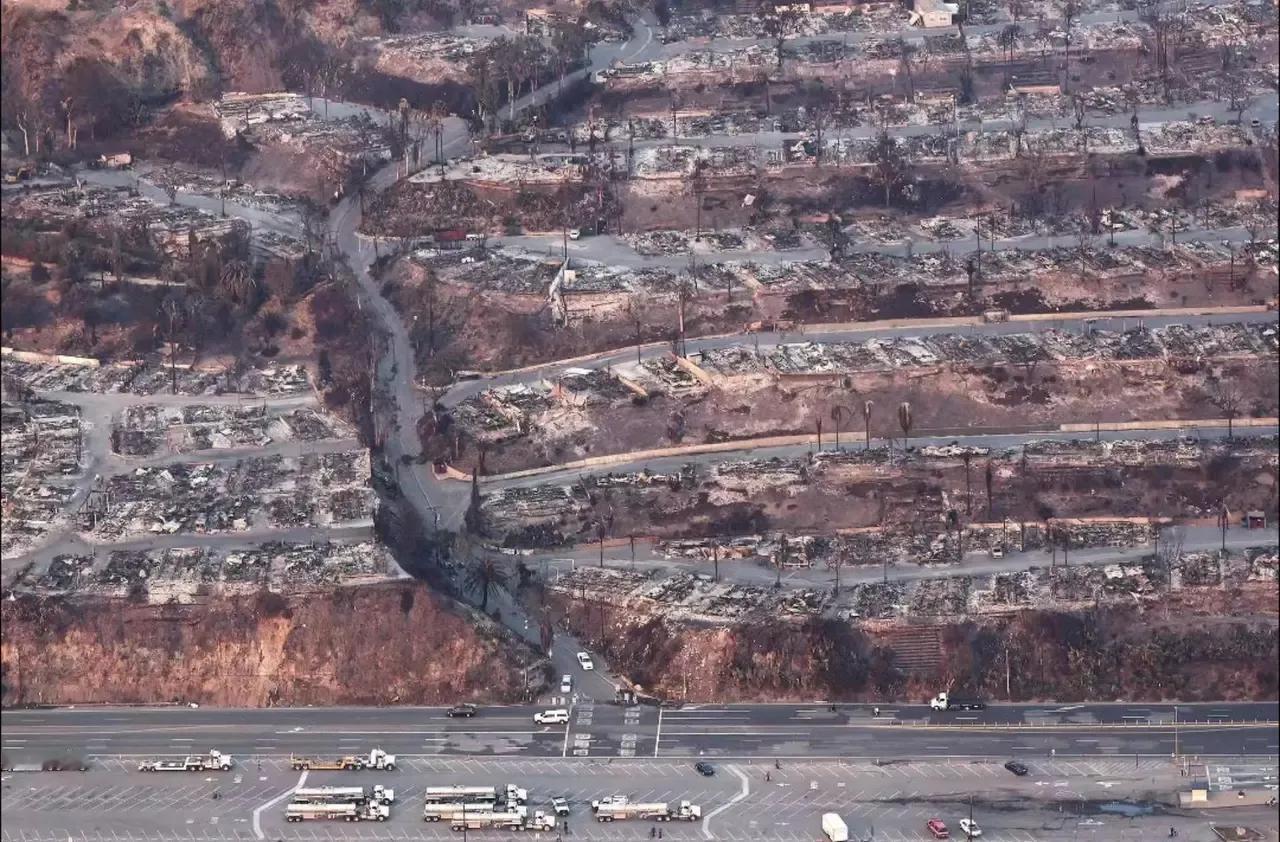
465, 557, 509, 612
860, 400, 873, 450
897, 401, 914, 451
830, 405, 852, 452
219, 259, 258, 309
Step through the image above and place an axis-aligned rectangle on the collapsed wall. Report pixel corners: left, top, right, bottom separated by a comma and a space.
1, 581, 529, 707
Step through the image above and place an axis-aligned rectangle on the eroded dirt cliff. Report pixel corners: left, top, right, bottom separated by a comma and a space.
555, 588, 1280, 703
1, 582, 531, 706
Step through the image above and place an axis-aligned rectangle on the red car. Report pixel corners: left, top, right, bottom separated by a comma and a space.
927, 818, 950, 839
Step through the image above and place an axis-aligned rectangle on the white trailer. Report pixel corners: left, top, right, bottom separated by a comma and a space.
424, 803, 525, 822
285, 801, 390, 822
595, 801, 701, 822
138, 750, 232, 772
293, 785, 395, 805
448, 809, 527, 832
424, 784, 527, 804
822, 812, 849, 842
424, 786, 498, 804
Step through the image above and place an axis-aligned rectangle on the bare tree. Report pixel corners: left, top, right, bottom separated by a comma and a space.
1208, 379, 1243, 437
757, 1, 804, 71
1139, 0, 1189, 100
1156, 524, 1185, 594
860, 399, 873, 450
870, 129, 907, 208
153, 164, 181, 206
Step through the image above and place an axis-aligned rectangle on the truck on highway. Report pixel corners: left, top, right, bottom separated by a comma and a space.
138, 750, 232, 772
423, 784, 528, 805
423, 802, 521, 822
595, 801, 702, 822
822, 812, 849, 842
447, 809, 529, 832
929, 692, 986, 711
284, 801, 390, 822
292, 785, 395, 805
289, 748, 396, 770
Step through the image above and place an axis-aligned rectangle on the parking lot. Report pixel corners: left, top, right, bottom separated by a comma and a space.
2, 754, 1227, 842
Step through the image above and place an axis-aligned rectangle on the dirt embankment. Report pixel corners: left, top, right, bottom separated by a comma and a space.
555, 590, 1279, 702
1, 582, 531, 706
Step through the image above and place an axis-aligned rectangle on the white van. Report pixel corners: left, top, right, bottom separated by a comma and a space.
534, 709, 570, 725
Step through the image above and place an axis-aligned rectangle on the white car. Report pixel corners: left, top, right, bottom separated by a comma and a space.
560, 674, 573, 693
551, 797, 570, 816
568, 228, 581, 240
959, 818, 982, 837
576, 652, 595, 670
534, 709, 569, 725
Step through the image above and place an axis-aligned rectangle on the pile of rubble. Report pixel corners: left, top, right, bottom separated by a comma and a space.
696, 322, 1278, 377
411, 152, 590, 186
111, 404, 352, 458
10, 540, 391, 597
83, 449, 373, 541
2, 356, 310, 397
6, 185, 248, 262
545, 544, 1276, 624
215, 93, 392, 186
0, 399, 83, 558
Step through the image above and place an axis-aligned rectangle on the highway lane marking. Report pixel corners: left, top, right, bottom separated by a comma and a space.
251, 769, 305, 840
655, 708, 664, 758
702, 764, 749, 840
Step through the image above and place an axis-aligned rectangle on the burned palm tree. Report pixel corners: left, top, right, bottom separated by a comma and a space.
897, 401, 914, 451
829, 405, 852, 452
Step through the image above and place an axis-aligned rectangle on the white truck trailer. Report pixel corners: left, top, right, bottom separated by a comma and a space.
822, 812, 849, 842
448, 809, 528, 832
138, 750, 232, 772
595, 801, 701, 822
285, 801, 390, 822
424, 803, 525, 822
293, 785, 395, 805
423, 784, 528, 804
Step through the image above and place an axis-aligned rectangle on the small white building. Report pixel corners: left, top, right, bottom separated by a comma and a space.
910, 0, 959, 27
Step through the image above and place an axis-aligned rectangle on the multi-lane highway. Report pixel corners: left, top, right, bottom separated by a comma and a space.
4, 702, 1277, 763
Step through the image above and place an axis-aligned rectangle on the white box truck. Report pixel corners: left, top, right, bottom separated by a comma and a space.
822, 812, 849, 842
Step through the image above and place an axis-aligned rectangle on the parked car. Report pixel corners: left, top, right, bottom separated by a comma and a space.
576, 652, 595, 670
447, 703, 478, 718
534, 709, 570, 725
927, 818, 950, 839
695, 762, 715, 777
958, 817, 982, 837
1003, 760, 1029, 777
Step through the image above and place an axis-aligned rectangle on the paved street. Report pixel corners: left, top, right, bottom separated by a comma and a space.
3, 703, 1277, 763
